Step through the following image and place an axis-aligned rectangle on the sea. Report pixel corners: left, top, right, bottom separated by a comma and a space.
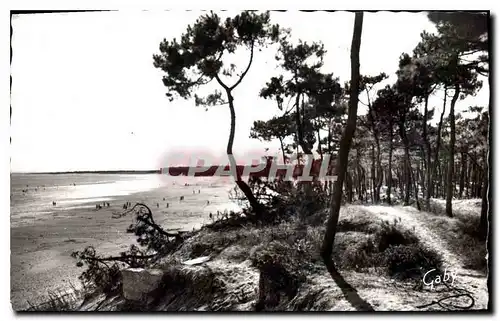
10, 173, 240, 228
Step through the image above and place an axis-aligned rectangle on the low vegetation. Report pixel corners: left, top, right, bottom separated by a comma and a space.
425, 199, 487, 272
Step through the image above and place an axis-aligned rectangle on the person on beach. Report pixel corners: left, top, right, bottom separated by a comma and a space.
157, 203, 159, 208
209, 212, 213, 220
163, 197, 165, 201
198, 189, 200, 194
207, 200, 210, 205
166, 203, 170, 208
52, 201, 56, 206
180, 196, 184, 201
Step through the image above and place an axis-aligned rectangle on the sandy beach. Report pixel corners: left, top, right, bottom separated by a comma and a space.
10, 174, 240, 310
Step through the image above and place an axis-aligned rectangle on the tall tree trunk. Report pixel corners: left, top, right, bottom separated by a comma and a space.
396, 168, 403, 199
477, 168, 483, 198
423, 96, 432, 209
387, 127, 393, 204
356, 148, 363, 202
442, 160, 447, 198
225, 90, 264, 218
419, 159, 425, 198
367, 98, 382, 204
346, 171, 353, 203
480, 140, 489, 238
474, 163, 480, 198
431, 88, 448, 199
402, 136, 411, 206
370, 145, 376, 203
436, 163, 441, 198
412, 165, 421, 211
317, 128, 323, 162
466, 157, 472, 198
279, 137, 286, 164
322, 12, 363, 264
398, 98, 411, 206
459, 151, 466, 198
294, 93, 315, 216
361, 166, 367, 201
375, 135, 383, 203
446, 84, 460, 217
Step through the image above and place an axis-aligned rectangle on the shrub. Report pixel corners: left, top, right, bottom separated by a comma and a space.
383, 244, 442, 280
334, 220, 443, 280
375, 220, 419, 252
251, 241, 307, 311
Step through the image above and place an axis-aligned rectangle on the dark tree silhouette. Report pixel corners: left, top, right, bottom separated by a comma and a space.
321, 11, 363, 269
153, 11, 281, 218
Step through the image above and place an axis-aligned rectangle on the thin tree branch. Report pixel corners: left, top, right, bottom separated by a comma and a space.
215, 74, 230, 91
230, 40, 255, 90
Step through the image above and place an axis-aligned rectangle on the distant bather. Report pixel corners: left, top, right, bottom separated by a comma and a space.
180, 196, 184, 201
52, 201, 56, 206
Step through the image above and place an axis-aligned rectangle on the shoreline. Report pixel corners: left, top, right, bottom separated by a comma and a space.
11, 180, 239, 310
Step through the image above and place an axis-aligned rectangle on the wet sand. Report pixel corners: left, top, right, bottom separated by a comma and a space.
11, 181, 239, 310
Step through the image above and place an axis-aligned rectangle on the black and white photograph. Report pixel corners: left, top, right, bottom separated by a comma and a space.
8, 8, 491, 312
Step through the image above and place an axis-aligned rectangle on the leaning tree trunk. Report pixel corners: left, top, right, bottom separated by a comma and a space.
446, 84, 460, 217
225, 91, 265, 219
321, 11, 363, 263
431, 88, 447, 200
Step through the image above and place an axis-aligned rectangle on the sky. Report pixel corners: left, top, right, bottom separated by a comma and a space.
10, 10, 490, 173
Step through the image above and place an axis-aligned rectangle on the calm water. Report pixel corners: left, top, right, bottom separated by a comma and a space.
10, 173, 165, 226
10, 173, 240, 228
